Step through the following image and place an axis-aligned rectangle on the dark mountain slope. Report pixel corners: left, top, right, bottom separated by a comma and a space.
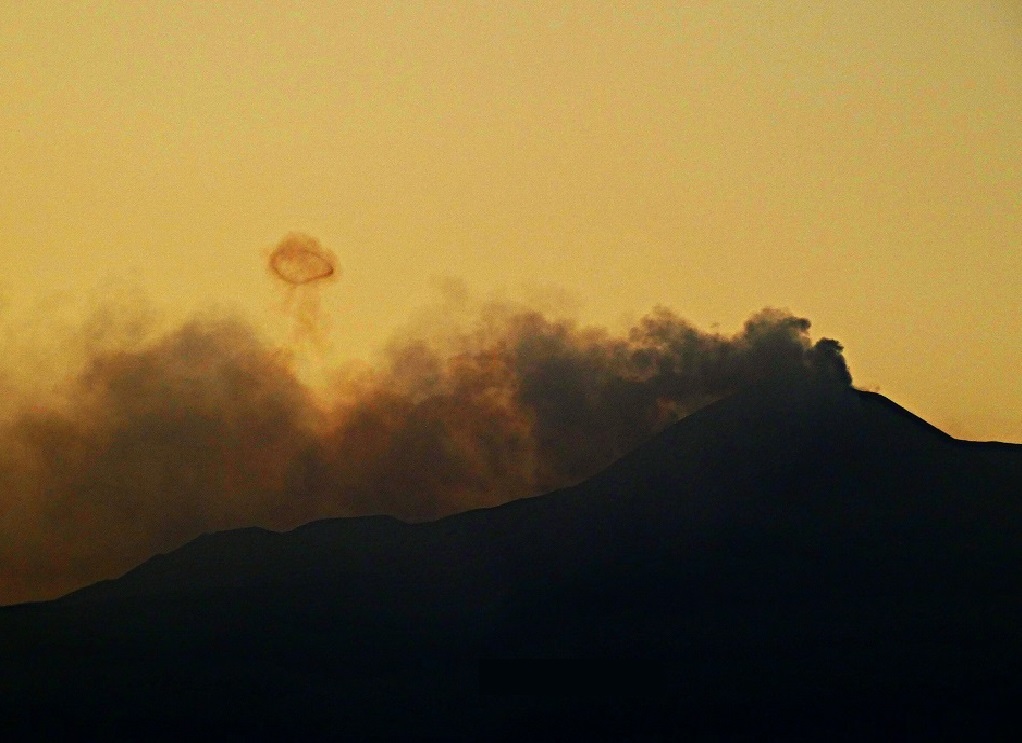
2, 378, 1020, 738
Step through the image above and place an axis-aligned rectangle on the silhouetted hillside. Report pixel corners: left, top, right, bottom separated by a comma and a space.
2, 378, 1020, 739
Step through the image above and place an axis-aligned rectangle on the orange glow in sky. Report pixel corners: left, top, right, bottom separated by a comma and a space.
2, 1, 1020, 441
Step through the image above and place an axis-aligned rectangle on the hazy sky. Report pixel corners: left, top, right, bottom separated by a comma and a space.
2, 1, 1020, 441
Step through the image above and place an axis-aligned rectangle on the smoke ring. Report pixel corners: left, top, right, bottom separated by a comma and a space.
269, 234, 337, 285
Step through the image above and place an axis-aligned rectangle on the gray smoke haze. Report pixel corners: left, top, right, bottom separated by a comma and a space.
0, 300, 850, 604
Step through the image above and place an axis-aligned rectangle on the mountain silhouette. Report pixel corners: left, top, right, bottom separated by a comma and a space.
2, 377, 1020, 739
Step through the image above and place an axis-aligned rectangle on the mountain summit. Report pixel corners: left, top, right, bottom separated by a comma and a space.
3, 379, 1020, 738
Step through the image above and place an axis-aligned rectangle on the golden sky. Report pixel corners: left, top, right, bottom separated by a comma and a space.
2, 1, 1020, 442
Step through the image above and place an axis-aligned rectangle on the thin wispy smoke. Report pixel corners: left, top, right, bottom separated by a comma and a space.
0, 297, 850, 604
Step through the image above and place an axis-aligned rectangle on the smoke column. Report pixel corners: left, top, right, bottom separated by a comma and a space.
0, 291, 850, 605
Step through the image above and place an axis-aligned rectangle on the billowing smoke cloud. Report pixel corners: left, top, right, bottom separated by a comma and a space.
0, 298, 849, 604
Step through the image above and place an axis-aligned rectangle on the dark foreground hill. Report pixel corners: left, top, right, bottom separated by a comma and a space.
2, 378, 1021, 739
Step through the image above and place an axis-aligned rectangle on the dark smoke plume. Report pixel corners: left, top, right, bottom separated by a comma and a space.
0, 300, 850, 604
